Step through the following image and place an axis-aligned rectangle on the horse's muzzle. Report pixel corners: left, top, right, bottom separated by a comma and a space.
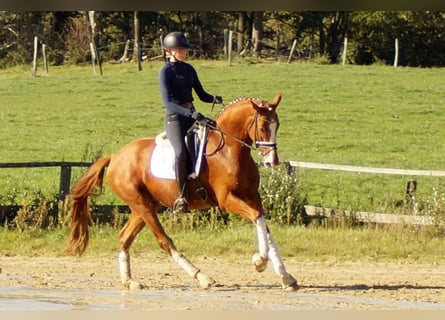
260, 147, 279, 167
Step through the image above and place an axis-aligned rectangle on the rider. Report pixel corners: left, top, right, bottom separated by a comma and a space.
159, 31, 223, 214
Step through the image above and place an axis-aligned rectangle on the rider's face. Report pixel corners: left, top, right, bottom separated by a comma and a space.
170, 48, 188, 62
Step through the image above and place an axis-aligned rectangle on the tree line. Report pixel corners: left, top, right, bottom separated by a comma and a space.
1, 11, 445, 68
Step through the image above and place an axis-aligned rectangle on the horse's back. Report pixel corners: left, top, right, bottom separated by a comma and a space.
106, 137, 155, 193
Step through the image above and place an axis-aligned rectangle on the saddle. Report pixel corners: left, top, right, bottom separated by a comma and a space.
151, 123, 214, 204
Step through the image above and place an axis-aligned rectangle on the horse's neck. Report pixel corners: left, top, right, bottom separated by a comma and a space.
217, 105, 253, 143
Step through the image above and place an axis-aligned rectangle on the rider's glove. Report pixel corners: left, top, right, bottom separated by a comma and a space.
213, 95, 223, 104
191, 111, 205, 121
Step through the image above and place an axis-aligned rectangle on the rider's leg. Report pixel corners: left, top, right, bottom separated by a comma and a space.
165, 113, 193, 213
173, 151, 189, 213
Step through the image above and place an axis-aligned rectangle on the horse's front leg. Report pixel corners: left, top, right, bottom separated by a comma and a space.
266, 228, 299, 291
251, 216, 269, 272
253, 216, 298, 291
222, 193, 298, 290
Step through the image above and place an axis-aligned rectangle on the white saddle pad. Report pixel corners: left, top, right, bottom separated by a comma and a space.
150, 126, 207, 180
150, 132, 176, 180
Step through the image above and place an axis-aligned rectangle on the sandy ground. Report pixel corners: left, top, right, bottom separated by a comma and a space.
0, 253, 444, 310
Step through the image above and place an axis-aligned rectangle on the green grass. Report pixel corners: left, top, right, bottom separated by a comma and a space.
0, 223, 443, 264
1, 60, 445, 211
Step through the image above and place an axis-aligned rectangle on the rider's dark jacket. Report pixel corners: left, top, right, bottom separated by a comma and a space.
159, 60, 214, 117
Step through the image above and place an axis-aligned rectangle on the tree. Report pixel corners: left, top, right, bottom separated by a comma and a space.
251, 11, 264, 57
350, 11, 445, 67
1, 11, 445, 68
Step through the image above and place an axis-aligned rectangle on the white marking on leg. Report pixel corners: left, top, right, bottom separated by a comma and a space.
255, 216, 269, 259
171, 249, 200, 278
171, 249, 215, 288
267, 232, 298, 290
118, 250, 131, 285
267, 232, 286, 276
252, 216, 269, 272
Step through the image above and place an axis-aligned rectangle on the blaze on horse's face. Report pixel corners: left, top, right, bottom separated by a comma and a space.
251, 94, 281, 167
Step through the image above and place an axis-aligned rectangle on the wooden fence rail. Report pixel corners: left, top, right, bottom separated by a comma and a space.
286, 160, 445, 177
0, 161, 92, 201
1, 160, 445, 226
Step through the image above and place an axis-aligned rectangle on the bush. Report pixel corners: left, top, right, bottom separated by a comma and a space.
259, 163, 308, 225
0, 46, 30, 68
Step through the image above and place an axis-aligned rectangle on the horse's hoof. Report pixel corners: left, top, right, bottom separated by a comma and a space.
281, 273, 299, 291
197, 272, 216, 289
251, 253, 268, 273
128, 280, 144, 291
283, 282, 299, 292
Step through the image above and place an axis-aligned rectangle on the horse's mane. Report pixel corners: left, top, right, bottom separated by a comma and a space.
216, 96, 267, 119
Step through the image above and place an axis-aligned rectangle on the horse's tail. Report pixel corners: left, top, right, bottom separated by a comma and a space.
64, 156, 111, 256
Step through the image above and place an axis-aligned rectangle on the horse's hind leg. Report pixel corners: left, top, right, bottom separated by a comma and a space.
129, 202, 215, 289
118, 212, 145, 287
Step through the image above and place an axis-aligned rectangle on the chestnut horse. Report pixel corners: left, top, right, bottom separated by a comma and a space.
65, 93, 298, 291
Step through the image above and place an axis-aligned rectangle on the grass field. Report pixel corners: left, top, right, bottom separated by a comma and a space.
1, 222, 443, 263
1, 59, 445, 213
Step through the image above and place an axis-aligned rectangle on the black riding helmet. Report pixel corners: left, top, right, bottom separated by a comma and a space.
163, 32, 190, 49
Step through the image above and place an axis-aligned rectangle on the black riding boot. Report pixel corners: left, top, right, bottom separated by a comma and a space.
173, 159, 188, 214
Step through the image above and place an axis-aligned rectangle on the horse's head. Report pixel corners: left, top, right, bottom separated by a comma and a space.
248, 93, 282, 167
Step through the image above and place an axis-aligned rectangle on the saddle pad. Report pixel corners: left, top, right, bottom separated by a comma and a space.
150, 143, 176, 180
150, 126, 206, 180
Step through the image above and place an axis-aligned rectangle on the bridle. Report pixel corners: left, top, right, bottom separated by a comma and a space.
251, 113, 278, 156
204, 110, 278, 158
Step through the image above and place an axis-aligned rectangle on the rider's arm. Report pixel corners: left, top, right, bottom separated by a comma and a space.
159, 67, 194, 117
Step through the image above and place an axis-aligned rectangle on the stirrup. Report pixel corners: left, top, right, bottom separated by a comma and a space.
173, 197, 188, 214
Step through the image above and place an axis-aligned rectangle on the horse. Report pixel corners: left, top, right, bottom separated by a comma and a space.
65, 92, 299, 291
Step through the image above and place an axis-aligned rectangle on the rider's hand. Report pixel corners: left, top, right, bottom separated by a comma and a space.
203, 117, 217, 127
191, 111, 205, 121
214, 95, 223, 104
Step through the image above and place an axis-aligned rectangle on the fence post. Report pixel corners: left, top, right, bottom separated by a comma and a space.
42, 43, 49, 75
342, 36, 348, 66
223, 29, 229, 56
32, 36, 38, 76
275, 30, 280, 61
287, 39, 297, 64
228, 30, 233, 66
394, 38, 399, 68
59, 164, 72, 201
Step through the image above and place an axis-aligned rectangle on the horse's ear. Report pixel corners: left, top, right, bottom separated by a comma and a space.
252, 92, 282, 112
270, 92, 282, 108
262, 92, 282, 111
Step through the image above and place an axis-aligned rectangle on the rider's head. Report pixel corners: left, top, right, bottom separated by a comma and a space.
163, 32, 189, 62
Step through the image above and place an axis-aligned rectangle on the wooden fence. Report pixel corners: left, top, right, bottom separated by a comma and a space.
0, 161, 92, 201
0, 162, 90, 223
1, 160, 444, 226
286, 160, 445, 177
285, 161, 445, 226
